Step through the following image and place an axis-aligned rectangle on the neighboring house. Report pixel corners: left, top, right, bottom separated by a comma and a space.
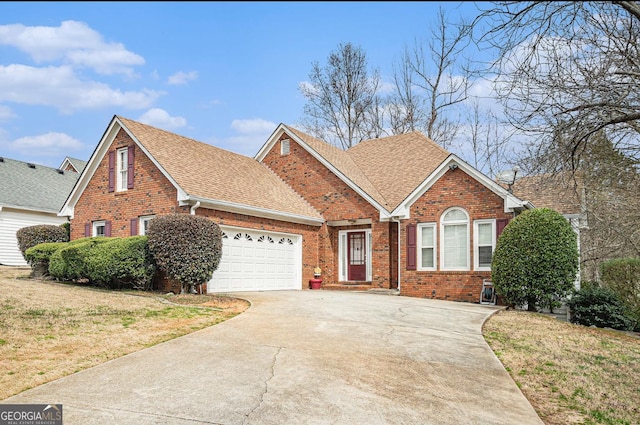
510, 173, 588, 289
0, 157, 83, 266
60, 115, 533, 302
59, 156, 88, 174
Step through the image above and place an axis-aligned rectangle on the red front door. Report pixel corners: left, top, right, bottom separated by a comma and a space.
348, 231, 366, 281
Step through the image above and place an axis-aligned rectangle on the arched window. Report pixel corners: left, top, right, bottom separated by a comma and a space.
440, 208, 469, 270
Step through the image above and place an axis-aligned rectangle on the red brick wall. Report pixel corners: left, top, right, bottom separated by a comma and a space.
71, 129, 185, 240
399, 167, 514, 302
262, 135, 380, 222
262, 133, 393, 288
72, 128, 322, 289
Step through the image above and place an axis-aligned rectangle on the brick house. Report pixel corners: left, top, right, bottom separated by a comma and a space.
60, 115, 532, 302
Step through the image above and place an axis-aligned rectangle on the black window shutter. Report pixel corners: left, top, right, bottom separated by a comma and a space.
108, 151, 115, 192
127, 144, 135, 189
130, 218, 138, 236
105, 220, 112, 237
406, 223, 417, 270
84, 223, 91, 237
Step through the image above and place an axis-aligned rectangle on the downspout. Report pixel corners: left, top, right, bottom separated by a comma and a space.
392, 216, 401, 292
190, 201, 201, 215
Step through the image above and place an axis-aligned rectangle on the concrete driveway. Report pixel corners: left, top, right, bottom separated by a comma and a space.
4, 290, 544, 425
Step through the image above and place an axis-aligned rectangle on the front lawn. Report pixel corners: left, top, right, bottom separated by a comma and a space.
0, 266, 248, 400
484, 310, 640, 425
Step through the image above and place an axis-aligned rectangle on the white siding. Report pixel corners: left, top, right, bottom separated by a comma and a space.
0, 208, 68, 266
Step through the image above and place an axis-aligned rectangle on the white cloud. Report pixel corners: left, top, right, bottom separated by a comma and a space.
0, 105, 16, 120
0, 20, 144, 75
298, 81, 318, 96
231, 118, 277, 135
167, 71, 198, 85
0, 64, 163, 113
137, 108, 187, 130
10, 132, 84, 157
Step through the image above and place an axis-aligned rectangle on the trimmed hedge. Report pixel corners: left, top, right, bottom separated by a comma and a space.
568, 286, 634, 331
16, 224, 68, 256
492, 208, 579, 311
147, 214, 222, 293
601, 258, 640, 330
48, 238, 110, 283
84, 236, 155, 290
24, 242, 68, 277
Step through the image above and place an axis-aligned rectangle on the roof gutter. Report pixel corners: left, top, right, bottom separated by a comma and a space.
180, 196, 324, 226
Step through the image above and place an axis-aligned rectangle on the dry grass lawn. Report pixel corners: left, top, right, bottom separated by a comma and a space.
484, 310, 640, 425
0, 266, 249, 400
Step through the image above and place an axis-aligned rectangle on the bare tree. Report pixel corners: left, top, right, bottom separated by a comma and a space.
390, 8, 472, 148
464, 98, 514, 177
474, 1, 640, 169
299, 42, 381, 149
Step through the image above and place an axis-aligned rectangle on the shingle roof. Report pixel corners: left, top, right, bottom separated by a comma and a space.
284, 127, 451, 212
0, 157, 81, 213
118, 117, 322, 220
284, 126, 390, 208
511, 173, 583, 215
66, 157, 87, 173
347, 131, 450, 210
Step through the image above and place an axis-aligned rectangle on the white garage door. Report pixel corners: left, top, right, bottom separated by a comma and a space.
207, 226, 302, 292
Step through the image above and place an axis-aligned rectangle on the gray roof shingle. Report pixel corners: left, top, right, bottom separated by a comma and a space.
0, 157, 81, 213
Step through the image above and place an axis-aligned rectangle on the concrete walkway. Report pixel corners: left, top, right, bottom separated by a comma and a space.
4, 291, 544, 425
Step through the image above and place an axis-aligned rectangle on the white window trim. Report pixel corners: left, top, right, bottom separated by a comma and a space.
440, 207, 470, 271
93, 220, 106, 237
474, 219, 496, 271
139, 215, 155, 235
417, 223, 437, 271
338, 229, 372, 282
116, 147, 128, 192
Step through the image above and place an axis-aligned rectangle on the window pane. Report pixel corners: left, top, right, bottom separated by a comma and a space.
421, 248, 434, 268
478, 223, 492, 245
443, 224, 467, 268
443, 209, 466, 222
479, 246, 493, 267
421, 226, 433, 246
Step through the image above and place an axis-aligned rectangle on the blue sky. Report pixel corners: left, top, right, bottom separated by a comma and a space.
0, 1, 484, 169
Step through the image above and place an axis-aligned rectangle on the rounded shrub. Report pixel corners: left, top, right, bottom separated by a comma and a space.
568, 286, 634, 331
84, 236, 156, 290
146, 214, 222, 293
16, 224, 68, 256
491, 208, 579, 311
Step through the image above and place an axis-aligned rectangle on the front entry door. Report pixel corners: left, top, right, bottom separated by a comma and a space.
348, 231, 366, 281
